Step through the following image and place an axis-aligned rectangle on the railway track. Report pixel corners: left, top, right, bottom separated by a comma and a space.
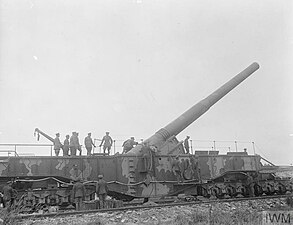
14, 194, 291, 221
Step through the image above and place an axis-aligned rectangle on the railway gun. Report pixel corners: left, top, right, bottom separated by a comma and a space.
1, 62, 293, 212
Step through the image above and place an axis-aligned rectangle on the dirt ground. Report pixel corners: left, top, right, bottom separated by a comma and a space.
8, 197, 290, 225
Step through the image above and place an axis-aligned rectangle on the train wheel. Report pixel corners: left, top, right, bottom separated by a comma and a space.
254, 184, 263, 196
225, 185, 236, 198
276, 182, 286, 195
265, 186, 272, 195
235, 184, 246, 198
209, 186, 220, 198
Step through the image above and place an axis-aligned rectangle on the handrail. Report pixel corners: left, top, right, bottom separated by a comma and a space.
0, 143, 52, 146
0, 143, 53, 157
189, 139, 256, 155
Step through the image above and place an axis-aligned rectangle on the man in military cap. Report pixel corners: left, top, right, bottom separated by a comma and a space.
2, 181, 12, 208
99, 132, 113, 155
122, 137, 138, 154
54, 133, 63, 156
70, 132, 81, 156
72, 178, 86, 211
70, 132, 77, 156
84, 133, 96, 156
247, 174, 255, 197
63, 135, 70, 156
76, 132, 82, 156
184, 136, 190, 154
2, 181, 17, 209
96, 175, 108, 208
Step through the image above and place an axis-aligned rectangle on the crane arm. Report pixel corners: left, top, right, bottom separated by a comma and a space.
34, 128, 55, 143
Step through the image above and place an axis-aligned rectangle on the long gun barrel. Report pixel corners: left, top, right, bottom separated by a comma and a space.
129, 62, 260, 153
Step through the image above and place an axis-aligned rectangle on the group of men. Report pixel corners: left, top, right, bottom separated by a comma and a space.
53, 131, 141, 156
53, 132, 114, 156
72, 174, 108, 210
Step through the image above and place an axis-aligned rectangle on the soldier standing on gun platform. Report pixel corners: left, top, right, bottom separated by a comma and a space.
63, 135, 70, 156
84, 133, 96, 156
72, 179, 86, 211
184, 136, 190, 154
122, 137, 138, 154
70, 132, 77, 156
96, 175, 108, 208
99, 132, 113, 155
76, 132, 82, 156
54, 133, 63, 156
70, 132, 80, 156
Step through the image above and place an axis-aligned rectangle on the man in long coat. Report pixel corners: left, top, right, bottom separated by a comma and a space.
96, 175, 108, 208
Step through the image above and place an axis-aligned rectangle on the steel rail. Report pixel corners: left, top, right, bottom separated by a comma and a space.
14, 194, 290, 221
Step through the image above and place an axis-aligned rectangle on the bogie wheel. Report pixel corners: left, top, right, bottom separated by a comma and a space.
225, 185, 236, 198
254, 184, 263, 196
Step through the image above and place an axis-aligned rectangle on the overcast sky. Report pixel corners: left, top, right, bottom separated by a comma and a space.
0, 0, 292, 164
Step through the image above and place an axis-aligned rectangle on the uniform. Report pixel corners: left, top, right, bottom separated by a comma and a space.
70, 132, 80, 156
96, 175, 108, 208
141, 144, 151, 172
99, 133, 113, 155
72, 180, 86, 210
84, 134, 95, 156
3, 183, 17, 209
54, 134, 63, 156
76, 133, 82, 155
184, 136, 190, 154
2, 184, 12, 208
247, 175, 255, 197
63, 136, 70, 156
122, 138, 138, 153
